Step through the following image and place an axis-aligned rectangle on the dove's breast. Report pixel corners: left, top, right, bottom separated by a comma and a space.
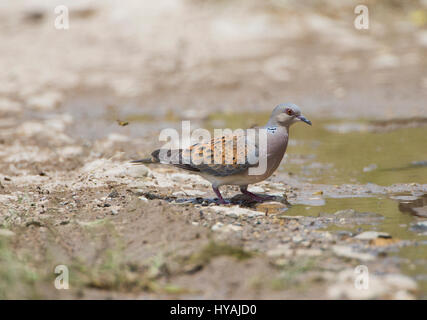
258, 126, 289, 181
204, 127, 289, 187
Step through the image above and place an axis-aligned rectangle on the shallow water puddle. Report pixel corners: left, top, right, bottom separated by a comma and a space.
288, 196, 424, 238
286, 195, 427, 295
287, 120, 427, 186
397, 193, 427, 218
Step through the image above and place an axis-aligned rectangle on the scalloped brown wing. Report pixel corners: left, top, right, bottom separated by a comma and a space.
179, 134, 257, 177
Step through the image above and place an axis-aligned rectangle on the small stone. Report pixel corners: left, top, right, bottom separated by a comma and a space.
208, 205, 265, 218
138, 196, 149, 202
292, 235, 304, 243
363, 164, 377, 172
370, 238, 399, 246
108, 190, 119, 198
332, 245, 374, 261
173, 189, 206, 197
255, 201, 288, 214
126, 164, 153, 178
211, 222, 242, 233
354, 231, 391, 240
111, 208, 119, 215
248, 186, 265, 193
211, 222, 224, 231
411, 221, 427, 234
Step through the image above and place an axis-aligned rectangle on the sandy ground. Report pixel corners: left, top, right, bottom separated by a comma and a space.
0, 0, 426, 299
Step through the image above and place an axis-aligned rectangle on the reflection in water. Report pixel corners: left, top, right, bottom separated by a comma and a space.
286, 195, 427, 295
398, 194, 427, 218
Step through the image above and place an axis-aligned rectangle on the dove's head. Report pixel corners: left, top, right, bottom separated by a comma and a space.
268, 103, 312, 127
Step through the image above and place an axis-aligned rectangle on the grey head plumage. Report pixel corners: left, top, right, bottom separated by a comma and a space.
266, 103, 312, 127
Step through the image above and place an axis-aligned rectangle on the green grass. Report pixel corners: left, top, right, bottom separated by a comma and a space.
188, 241, 253, 266
270, 257, 319, 290
0, 238, 41, 299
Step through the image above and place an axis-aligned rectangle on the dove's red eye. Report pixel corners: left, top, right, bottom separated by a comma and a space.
285, 108, 293, 115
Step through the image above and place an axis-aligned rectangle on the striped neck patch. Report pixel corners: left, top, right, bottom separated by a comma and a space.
267, 127, 277, 134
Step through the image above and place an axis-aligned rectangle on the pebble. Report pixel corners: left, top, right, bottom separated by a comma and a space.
292, 235, 304, 243
207, 205, 265, 218
411, 221, 427, 234
390, 195, 419, 201
247, 186, 265, 193
255, 201, 288, 214
172, 189, 206, 197
211, 222, 224, 231
354, 231, 391, 240
332, 245, 375, 261
127, 165, 153, 178
363, 164, 377, 172
211, 222, 242, 233
108, 190, 119, 198
138, 196, 149, 202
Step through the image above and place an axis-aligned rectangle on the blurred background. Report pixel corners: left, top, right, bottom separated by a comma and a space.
1, 0, 426, 118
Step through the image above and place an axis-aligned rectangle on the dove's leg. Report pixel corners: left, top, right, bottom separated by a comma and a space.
240, 185, 274, 202
212, 186, 227, 204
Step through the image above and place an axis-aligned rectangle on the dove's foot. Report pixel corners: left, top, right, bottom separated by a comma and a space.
216, 199, 230, 205
212, 186, 228, 205
240, 186, 274, 203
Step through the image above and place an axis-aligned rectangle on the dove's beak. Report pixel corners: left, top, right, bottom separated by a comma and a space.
297, 115, 312, 126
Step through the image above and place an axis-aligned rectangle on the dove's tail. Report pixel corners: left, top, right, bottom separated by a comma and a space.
130, 150, 161, 165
